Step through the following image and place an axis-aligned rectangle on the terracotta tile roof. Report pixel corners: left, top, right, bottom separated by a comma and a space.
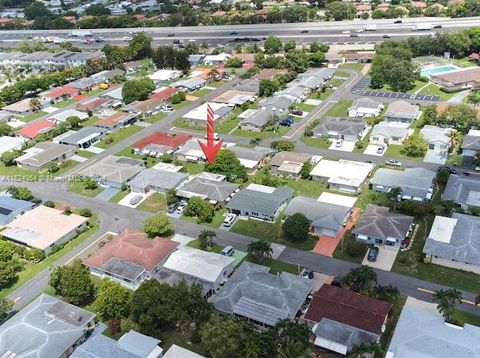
411, 1, 427, 7
252, 69, 288, 80
356, 4, 372, 11
304, 285, 391, 335
0, 18, 14, 24
150, 87, 179, 101
468, 53, 480, 61
16, 119, 55, 139
85, 228, 179, 272
45, 86, 77, 99
133, 131, 192, 150
95, 112, 130, 127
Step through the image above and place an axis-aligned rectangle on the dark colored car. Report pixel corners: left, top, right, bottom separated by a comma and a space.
350, 33, 359, 37
442, 166, 457, 174
167, 203, 178, 214
292, 110, 303, 116
367, 247, 379, 262
433, 25, 442, 29
383, 34, 391, 38
230, 31, 238, 35
167, 33, 175, 37
300, 268, 314, 279
394, 19, 402, 24
331, 276, 343, 287
280, 119, 292, 126
301, 30, 309, 34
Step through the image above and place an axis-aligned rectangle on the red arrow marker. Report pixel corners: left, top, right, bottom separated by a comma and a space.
199, 104, 223, 164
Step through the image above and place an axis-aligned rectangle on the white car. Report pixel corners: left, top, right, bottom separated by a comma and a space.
385, 159, 402, 167
123, 36, 132, 41
223, 213, 237, 227
175, 202, 187, 214
204, 133, 221, 141
342, 30, 351, 34
335, 139, 344, 148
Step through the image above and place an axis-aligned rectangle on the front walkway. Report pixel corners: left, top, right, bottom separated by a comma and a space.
311, 207, 359, 257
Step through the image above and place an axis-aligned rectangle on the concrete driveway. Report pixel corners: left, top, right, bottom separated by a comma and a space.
362, 246, 399, 271
364, 144, 385, 156
329, 140, 355, 152
424, 149, 447, 164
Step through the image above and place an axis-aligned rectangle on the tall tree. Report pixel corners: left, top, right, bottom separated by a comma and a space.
93, 279, 131, 321
128, 33, 152, 60
341, 265, 377, 293
432, 288, 463, 322
282, 213, 310, 242
198, 230, 216, 250
206, 149, 248, 183
247, 240, 273, 263
143, 214, 173, 238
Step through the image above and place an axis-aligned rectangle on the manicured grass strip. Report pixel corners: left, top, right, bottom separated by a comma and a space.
17, 111, 47, 123
53, 99, 77, 108
137, 193, 167, 213
109, 190, 130, 204
233, 126, 289, 139
181, 208, 227, 228
97, 125, 143, 148
69, 180, 103, 198
302, 136, 331, 149
384, 144, 424, 162
325, 100, 352, 117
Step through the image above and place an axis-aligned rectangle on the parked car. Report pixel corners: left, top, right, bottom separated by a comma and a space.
475, 167, 480, 172
220, 246, 235, 257
280, 119, 292, 126
129, 195, 142, 205
167, 203, 178, 214
223, 213, 237, 227
442, 166, 457, 174
161, 105, 174, 113
300, 268, 314, 279
175, 202, 187, 214
122, 36, 132, 41
367, 247, 379, 262
350, 33, 359, 37
433, 25, 442, 29
385, 159, 401, 167
376, 145, 385, 154
292, 110, 303, 116
335, 139, 344, 148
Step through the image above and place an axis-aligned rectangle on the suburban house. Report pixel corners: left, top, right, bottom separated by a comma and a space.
170, 77, 206, 92
72, 330, 162, 358
304, 285, 391, 356
176, 172, 239, 204
0, 294, 96, 358
387, 297, 480, 357
420, 125, 452, 154
239, 109, 280, 132
252, 69, 287, 81
353, 204, 413, 247
15, 142, 75, 171
188, 55, 205, 67
2, 205, 87, 253
235, 78, 260, 93
150, 87, 179, 102
229, 145, 274, 172
270, 151, 312, 179
182, 102, 232, 127
312, 117, 368, 142
175, 138, 224, 162
212, 89, 256, 107
70, 77, 95, 92
123, 60, 143, 73
3, 97, 48, 116
348, 98, 383, 118
76, 97, 113, 113
325, 52, 343, 67
274, 85, 308, 102
129, 169, 189, 194
370, 167, 436, 202
102, 86, 123, 102
370, 121, 411, 146
423, 213, 480, 274
227, 184, 293, 221
383, 100, 420, 123
258, 95, 293, 114
157, 246, 236, 298
16, 119, 56, 140
461, 129, 480, 157
94, 111, 137, 132
0, 136, 24, 156
85, 228, 179, 289
50, 108, 88, 124
202, 53, 231, 66
132, 131, 192, 156
148, 69, 182, 83
124, 97, 166, 117
78, 155, 145, 189
164, 345, 205, 358
89, 68, 124, 84
212, 262, 313, 328
442, 174, 480, 210
0, 196, 35, 226
43, 86, 78, 102
343, 52, 375, 63
57, 126, 106, 149
310, 159, 374, 193
430, 67, 480, 91
284, 196, 351, 237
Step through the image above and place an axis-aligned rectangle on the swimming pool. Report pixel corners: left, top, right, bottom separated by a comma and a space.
421, 65, 459, 78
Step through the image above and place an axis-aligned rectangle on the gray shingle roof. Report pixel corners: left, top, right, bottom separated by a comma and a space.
229, 145, 273, 162
59, 126, 106, 145
259, 96, 293, 111
129, 169, 188, 192
384, 100, 418, 120
370, 121, 409, 139
353, 204, 413, 241
461, 134, 480, 151
313, 318, 379, 348
240, 109, 279, 128
370, 167, 436, 199
227, 185, 293, 218
312, 117, 366, 138
443, 174, 480, 207
349, 98, 382, 111
177, 175, 239, 202
284, 196, 350, 232
212, 262, 313, 327
424, 212, 480, 265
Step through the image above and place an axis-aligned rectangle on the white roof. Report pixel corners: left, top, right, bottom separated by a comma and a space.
148, 69, 182, 81
238, 158, 258, 169
246, 183, 276, 194
151, 162, 182, 172
50, 108, 88, 122
467, 129, 480, 137
317, 192, 357, 209
163, 247, 235, 283
0, 136, 23, 155
183, 102, 228, 122
428, 215, 457, 244
238, 108, 258, 119
203, 53, 230, 62
164, 345, 205, 358
310, 159, 373, 188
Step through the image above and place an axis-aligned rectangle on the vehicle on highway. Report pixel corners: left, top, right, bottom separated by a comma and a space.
367, 247, 379, 262
394, 19, 402, 24
464, 171, 472, 176
122, 36, 132, 41
301, 30, 309, 34
335, 139, 344, 148
382, 34, 391, 38
175, 201, 187, 214
94, 36, 104, 42
220, 246, 235, 257
341, 30, 351, 34
433, 25, 442, 29
350, 33, 359, 37
230, 31, 238, 35
167, 33, 175, 37
167, 203, 178, 214
129, 195, 143, 206
365, 24, 377, 31
300, 268, 314, 279
223, 213, 237, 227
291, 110, 303, 116
475, 167, 480, 172
356, 29, 364, 33
412, 23, 433, 31
385, 159, 401, 167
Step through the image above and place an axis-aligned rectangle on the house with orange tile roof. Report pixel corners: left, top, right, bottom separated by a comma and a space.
85, 228, 179, 289
94, 111, 137, 131
16, 119, 56, 140
43, 86, 78, 102
356, 4, 372, 16
376, 3, 389, 11
76, 97, 112, 113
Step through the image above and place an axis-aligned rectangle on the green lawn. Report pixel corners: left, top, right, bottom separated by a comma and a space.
69, 180, 103, 198
109, 189, 130, 203
453, 310, 480, 327
418, 83, 457, 101
216, 117, 239, 134
339, 63, 365, 71
357, 188, 391, 211
143, 112, 167, 124
286, 178, 327, 198
209, 80, 226, 88
333, 231, 368, 264
453, 56, 478, 68
172, 100, 192, 110
137, 193, 167, 213
384, 144, 425, 161
179, 161, 205, 174
156, 329, 207, 356
17, 111, 47, 123
81, 116, 99, 127
85, 88, 105, 97
230, 216, 316, 251
328, 78, 345, 87
294, 102, 317, 112
0, 214, 99, 299
115, 146, 161, 168
446, 132, 464, 166
0, 162, 39, 178
233, 126, 289, 139
334, 71, 350, 78
325, 100, 352, 117
302, 136, 331, 149
310, 89, 333, 101
380, 296, 407, 354
392, 216, 480, 293
55, 160, 78, 176
173, 118, 204, 131
190, 88, 212, 97
187, 239, 223, 253
353, 129, 372, 153
53, 99, 77, 108
181, 208, 227, 228
245, 255, 301, 275
76, 150, 96, 159
97, 125, 143, 148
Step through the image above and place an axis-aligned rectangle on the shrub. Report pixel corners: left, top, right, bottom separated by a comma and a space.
346, 239, 367, 257
78, 208, 92, 217
43, 200, 55, 208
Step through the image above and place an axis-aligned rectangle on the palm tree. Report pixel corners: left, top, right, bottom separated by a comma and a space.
29, 98, 42, 112
448, 129, 461, 149
387, 186, 402, 211
349, 341, 382, 358
466, 89, 480, 108
341, 265, 377, 293
277, 340, 310, 358
373, 284, 400, 303
208, 68, 220, 82
432, 288, 463, 322
247, 240, 273, 263
198, 230, 216, 251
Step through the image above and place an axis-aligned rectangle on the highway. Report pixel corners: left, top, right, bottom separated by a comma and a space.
0, 16, 478, 48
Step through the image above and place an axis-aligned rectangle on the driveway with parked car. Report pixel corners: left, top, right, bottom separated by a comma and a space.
362, 245, 399, 271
